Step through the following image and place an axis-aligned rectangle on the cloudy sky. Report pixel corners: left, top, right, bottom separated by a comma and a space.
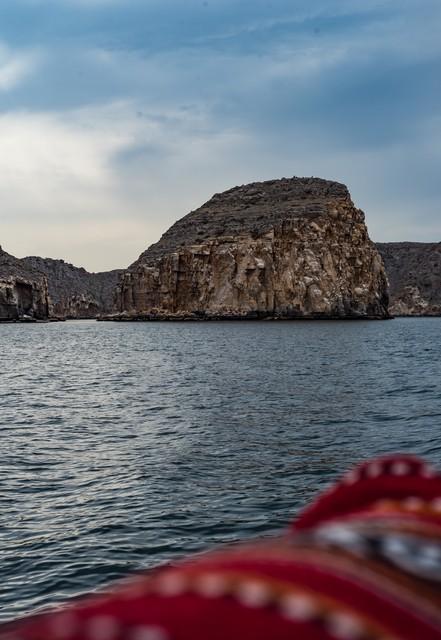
0, 0, 440, 271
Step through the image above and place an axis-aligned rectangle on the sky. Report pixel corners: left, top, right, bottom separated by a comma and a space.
0, 0, 440, 272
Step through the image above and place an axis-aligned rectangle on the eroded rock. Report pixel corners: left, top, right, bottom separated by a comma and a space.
115, 177, 389, 319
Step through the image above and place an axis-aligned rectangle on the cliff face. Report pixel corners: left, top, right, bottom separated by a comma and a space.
21, 257, 122, 319
116, 177, 389, 319
0, 248, 121, 320
377, 243, 441, 316
0, 247, 49, 321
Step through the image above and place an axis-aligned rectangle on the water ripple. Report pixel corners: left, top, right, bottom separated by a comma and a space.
1, 318, 441, 621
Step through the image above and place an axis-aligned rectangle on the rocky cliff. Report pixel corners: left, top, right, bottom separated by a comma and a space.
0, 248, 121, 320
0, 247, 49, 321
22, 256, 122, 319
116, 177, 389, 319
377, 243, 441, 316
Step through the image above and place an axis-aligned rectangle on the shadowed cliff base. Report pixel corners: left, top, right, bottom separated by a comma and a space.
114, 176, 390, 320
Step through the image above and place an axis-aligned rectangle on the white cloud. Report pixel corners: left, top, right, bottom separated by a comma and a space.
1, 0, 440, 270
1, 93, 439, 271
0, 101, 253, 271
0, 43, 41, 92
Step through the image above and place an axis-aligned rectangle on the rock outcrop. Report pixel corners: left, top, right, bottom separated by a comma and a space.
115, 177, 389, 319
0, 248, 122, 320
377, 243, 441, 316
21, 256, 122, 319
0, 247, 49, 321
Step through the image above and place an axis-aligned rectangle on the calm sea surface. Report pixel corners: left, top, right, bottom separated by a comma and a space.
1, 318, 441, 621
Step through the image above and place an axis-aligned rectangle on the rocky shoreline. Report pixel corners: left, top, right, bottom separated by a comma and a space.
99, 311, 391, 322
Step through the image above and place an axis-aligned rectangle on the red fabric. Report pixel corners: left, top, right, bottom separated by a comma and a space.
2, 454, 441, 640
294, 455, 441, 531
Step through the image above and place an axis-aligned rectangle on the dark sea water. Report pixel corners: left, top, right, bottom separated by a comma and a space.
1, 318, 441, 621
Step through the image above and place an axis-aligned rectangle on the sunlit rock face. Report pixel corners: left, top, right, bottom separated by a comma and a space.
0, 247, 49, 321
377, 243, 441, 316
116, 177, 390, 319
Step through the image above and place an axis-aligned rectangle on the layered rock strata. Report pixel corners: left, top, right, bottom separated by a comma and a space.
377, 243, 441, 316
115, 177, 389, 320
22, 256, 122, 319
0, 247, 49, 321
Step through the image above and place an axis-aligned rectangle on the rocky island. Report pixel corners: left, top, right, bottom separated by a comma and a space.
114, 177, 390, 320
